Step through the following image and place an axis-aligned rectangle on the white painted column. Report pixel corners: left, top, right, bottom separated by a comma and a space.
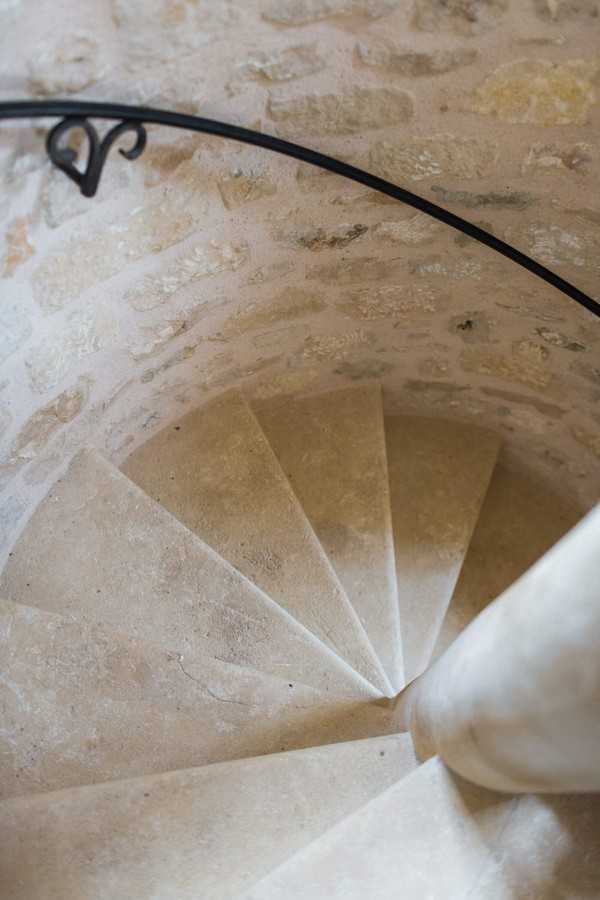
395, 504, 600, 793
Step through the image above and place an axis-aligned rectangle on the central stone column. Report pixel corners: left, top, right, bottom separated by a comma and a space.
394, 504, 600, 794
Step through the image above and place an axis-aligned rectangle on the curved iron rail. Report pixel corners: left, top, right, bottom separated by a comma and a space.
1, 99, 598, 319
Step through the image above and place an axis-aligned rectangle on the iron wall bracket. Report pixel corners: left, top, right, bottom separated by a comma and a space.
0, 99, 598, 319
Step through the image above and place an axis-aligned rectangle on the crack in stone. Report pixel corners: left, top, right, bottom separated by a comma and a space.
176, 657, 314, 709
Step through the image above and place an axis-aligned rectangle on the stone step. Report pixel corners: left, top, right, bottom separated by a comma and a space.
0, 735, 417, 899
432, 461, 583, 660
385, 416, 500, 681
122, 389, 392, 694
0, 448, 378, 700
0, 597, 405, 800
254, 385, 403, 691
241, 756, 600, 900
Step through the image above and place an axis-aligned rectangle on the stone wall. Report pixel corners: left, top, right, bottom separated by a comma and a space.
1, 0, 599, 558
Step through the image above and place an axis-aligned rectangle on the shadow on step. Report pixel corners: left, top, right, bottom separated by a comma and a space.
238, 697, 405, 759
452, 770, 600, 898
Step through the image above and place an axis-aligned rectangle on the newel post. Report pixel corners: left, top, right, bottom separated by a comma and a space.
394, 504, 600, 794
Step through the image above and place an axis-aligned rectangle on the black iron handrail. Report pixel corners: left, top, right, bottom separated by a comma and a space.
1, 99, 598, 319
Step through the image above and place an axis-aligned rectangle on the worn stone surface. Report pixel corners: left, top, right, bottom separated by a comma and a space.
386, 414, 500, 681
43, 163, 133, 228
27, 32, 103, 94
479, 387, 566, 418
253, 367, 321, 400
0, 302, 32, 367
532, 0, 599, 21
516, 223, 599, 270
1, 448, 380, 700
140, 140, 199, 188
336, 285, 443, 320
434, 461, 583, 665
413, 0, 508, 34
410, 256, 483, 280
0, 731, 417, 898
0, 381, 88, 489
472, 59, 599, 126
262, 0, 401, 25
122, 390, 392, 694
335, 359, 394, 379
26, 309, 115, 393
291, 223, 368, 250
572, 425, 600, 459
268, 87, 414, 135
373, 215, 442, 245
1, 0, 600, 632
2, 217, 34, 276
570, 359, 600, 386
356, 39, 478, 75
430, 187, 537, 210
218, 169, 278, 209
302, 330, 376, 361
242, 758, 600, 900
460, 347, 552, 390
521, 142, 593, 175
128, 318, 189, 361
32, 200, 197, 312
449, 311, 492, 344
536, 327, 586, 352
242, 45, 325, 81
369, 136, 497, 182
308, 256, 403, 284
255, 386, 403, 689
126, 241, 249, 312
219, 288, 325, 339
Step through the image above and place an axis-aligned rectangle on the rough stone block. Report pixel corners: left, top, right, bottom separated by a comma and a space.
268, 87, 413, 135
472, 60, 599, 126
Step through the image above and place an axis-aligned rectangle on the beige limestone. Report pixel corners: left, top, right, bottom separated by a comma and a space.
0, 449, 377, 699
471, 59, 599, 126
1, 0, 600, 889
0, 735, 417, 899
1, 0, 600, 539
433, 460, 583, 657
0, 596, 412, 800
398, 504, 600, 793
385, 415, 500, 681
255, 385, 403, 690
267, 87, 414, 136
262, 0, 402, 25
242, 757, 600, 900
123, 390, 392, 694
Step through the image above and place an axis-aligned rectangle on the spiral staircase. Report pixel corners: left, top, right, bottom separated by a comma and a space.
1, 384, 599, 898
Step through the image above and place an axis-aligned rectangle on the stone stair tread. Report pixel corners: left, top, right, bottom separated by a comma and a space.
0, 735, 417, 900
0, 448, 378, 700
432, 461, 583, 660
240, 756, 600, 900
385, 415, 500, 681
0, 596, 405, 800
122, 389, 391, 694
254, 385, 403, 691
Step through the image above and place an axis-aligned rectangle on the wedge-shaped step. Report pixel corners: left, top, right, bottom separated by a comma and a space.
386, 416, 500, 681
122, 390, 391, 694
0, 735, 417, 899
0, 449, 377, 700
0, 597, 405, 799
433, 461, 583, 659
255, 385, 403, 691
242, 756, 600, 900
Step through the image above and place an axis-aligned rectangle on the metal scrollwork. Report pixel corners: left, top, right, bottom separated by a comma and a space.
0, 98, 598, 319
46, 117, 147, 197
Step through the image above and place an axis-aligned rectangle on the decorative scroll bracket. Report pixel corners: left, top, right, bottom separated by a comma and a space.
46, 117, 147, 197
0, 98, 598, 319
